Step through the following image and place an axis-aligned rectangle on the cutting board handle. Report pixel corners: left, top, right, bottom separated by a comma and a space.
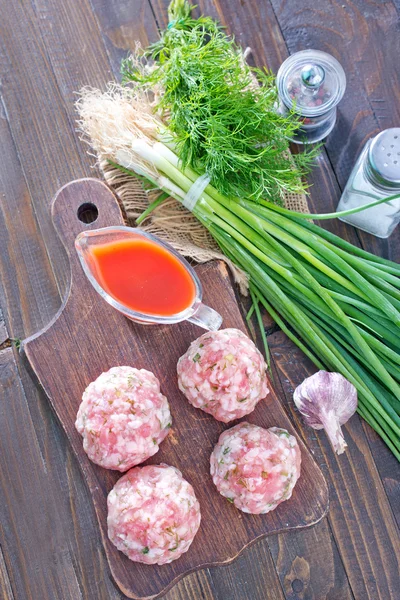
51, 178, 126, 257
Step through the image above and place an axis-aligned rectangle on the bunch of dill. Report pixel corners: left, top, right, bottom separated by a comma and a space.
121, 0, 317, 203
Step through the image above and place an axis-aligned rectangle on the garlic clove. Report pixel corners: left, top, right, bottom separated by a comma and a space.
318, 409, 347, 454
293, 371, 358, 455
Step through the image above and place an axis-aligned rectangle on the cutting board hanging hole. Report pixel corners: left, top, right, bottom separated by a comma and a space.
77, 202, 99, 224
51, 178, 124, 250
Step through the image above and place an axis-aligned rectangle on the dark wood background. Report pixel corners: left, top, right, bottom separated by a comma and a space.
0, 1, 399, 599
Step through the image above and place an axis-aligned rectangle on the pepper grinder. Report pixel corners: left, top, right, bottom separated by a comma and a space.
276, 49, 346, 144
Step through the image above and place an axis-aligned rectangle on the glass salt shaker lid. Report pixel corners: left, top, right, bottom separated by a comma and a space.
277, 49, 346, 117
368, 128, 400, 189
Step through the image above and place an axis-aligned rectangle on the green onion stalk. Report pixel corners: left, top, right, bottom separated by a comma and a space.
110, 135, 400, 460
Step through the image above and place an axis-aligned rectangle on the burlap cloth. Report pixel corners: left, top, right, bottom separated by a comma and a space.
99, 159, 309, 295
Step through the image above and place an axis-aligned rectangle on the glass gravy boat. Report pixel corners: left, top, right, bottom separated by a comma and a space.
75, 226, 223, 331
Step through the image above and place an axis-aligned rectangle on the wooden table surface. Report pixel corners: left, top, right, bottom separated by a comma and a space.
0, 1, 399, 599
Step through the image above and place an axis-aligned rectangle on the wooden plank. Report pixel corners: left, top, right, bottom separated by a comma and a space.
0, 8, 127, 596
357, 426, 400, 530
164, 571, 215, 600
0, 89, 127, 600
0, 97, 60, 339
268, 329, 400, 600
0, 0, 105, 295
0, 308, 8, 347
0, 546, 15, 600
2, 347, 126, 600
268, 524, 355, 600
0, 348, 84, 600
88, 0, 159, 76
208, 543, 286, 600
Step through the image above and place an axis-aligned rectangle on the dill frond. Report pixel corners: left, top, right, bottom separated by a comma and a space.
121, 0, 318, 203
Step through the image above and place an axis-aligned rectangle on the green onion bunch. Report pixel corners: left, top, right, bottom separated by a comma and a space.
113, 138, 400, 460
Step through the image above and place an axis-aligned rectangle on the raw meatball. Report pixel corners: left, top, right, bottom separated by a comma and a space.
210, 422, 301, 514
177, 328, 269, 422
75, 366, 171, 471
107, 464, 201, 564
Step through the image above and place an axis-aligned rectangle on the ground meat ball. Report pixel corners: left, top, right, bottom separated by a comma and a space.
177, 329, 269, 423
75, 366, 171, 471
107, 464, 201, 565
210, 422, 301, 514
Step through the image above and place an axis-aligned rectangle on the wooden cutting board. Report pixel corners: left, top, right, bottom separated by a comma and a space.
23, 179, 329, 600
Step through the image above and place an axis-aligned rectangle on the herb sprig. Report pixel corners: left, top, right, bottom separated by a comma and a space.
121, 0, 317, 203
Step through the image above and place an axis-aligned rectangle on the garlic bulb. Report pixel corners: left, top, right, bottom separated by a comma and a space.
293, 371, 358, 455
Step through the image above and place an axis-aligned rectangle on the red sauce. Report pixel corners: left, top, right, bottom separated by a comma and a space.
90, 237, 196, 316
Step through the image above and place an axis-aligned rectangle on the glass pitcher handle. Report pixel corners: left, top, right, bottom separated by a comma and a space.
188, 302, 223, 331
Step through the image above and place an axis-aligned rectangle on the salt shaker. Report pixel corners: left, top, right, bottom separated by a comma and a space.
276, 49, 346, 144
336, 128, 400, 238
